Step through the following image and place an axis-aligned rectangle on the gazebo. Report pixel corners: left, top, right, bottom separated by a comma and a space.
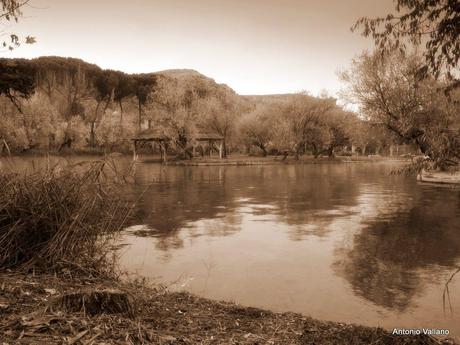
193, 132, 225, 159
131, 129, 224, 163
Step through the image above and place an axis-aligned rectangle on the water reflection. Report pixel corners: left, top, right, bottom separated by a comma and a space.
120, 162, 460, 335
334, 185, 460, 311
128, 164, 369, 242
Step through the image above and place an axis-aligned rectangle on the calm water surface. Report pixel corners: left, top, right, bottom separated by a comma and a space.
4, 157, 460, 337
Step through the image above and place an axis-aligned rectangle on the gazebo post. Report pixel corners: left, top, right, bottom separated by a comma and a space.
132, 140, 138, 161
159, 140, 164, 163
160, 140, 167, 164
218, 140, 223, 159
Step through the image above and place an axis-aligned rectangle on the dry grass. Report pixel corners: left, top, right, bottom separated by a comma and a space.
0, 159, 133, 276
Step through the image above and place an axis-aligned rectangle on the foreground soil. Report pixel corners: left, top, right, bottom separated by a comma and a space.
0, 272, 456, 345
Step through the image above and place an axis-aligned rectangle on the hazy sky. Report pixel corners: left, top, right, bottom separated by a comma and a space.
5, 0, 394, 95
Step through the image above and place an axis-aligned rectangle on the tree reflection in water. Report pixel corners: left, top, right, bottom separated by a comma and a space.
126, 163, 369, 249
125, 161, 460, 315
334, 185, 460, 311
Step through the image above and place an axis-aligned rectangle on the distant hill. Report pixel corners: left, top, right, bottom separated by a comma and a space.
1, 56, 297, 107
156, 69, 205, 78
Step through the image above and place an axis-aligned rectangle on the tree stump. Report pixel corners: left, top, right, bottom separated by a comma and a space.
57, 289, 135, 317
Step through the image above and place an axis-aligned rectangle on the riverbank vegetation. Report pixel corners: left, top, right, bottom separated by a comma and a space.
2, 53, 458, 170
1, 57, 417, 161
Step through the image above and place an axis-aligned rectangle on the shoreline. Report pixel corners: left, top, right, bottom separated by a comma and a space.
0, 151, 410, 166
165, 156, 408, 166
0, 272, 455, 344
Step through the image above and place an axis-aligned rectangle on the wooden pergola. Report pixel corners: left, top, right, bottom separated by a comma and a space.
131, 129, 224, 163
131, 129, 170, 163
193, 132, 225, 159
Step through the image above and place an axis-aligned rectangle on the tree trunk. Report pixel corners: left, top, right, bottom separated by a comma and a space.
222, 139, 227, 158
312, 144, 320, 159
259, 144, 267, 157
89, 102, 101, 147
282, 151, 289, 161
89, 121, 96, 147
294, 152, 300, 160
20, 112, 32, 149
119, 100, 124, 137
138, 99, 142, 132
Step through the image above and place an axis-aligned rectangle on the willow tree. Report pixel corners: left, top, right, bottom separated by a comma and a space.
353, 0, 460, 88
341, 51, 460, 168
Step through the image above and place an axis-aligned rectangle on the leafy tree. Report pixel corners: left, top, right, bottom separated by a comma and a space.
148, 75, 198, 159
0, 58, 35, 112
353, 0, 460, 87
0, 59, 36, 147
199, 85, 247, 158
113, 71, 135, 136
272, 93, 337, 159
133, 74, 156, 131
86, 70, 119, 147
239, 104, 274, 156
316, 109, 351, 158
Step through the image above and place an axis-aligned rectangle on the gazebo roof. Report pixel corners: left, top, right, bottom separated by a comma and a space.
195, 132, 224, 141
132, 129, 223, 141
132, 129, 169, 141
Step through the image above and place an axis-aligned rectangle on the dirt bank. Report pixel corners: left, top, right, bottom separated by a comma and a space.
0, 272, 455, 345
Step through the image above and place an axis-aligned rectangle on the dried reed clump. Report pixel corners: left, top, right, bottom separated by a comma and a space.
0, 160, 133, 275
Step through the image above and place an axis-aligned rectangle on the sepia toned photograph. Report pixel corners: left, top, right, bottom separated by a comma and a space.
1, 0, 460, 344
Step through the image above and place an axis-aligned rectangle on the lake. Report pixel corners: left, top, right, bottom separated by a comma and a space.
4, 156, 460, 337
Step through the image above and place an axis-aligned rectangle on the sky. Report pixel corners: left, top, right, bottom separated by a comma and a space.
3, 0, 394, 96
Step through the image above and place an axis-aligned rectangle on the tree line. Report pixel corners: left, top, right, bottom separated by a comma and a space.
0, 56, 409, 158
1, 0, 459, 168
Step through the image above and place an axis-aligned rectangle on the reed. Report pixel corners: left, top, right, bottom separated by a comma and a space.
0, 159, 133, 276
